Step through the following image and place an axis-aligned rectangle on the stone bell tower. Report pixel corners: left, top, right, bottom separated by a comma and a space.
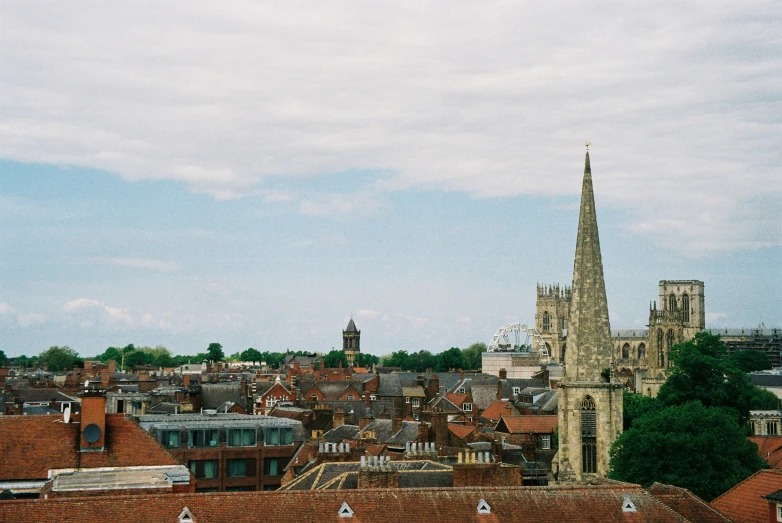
556, 148, 623, 482
343, 318, 361, 365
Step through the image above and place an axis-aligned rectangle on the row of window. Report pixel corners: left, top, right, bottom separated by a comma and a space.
188, 457, 283, 478
162, 427, 294, 449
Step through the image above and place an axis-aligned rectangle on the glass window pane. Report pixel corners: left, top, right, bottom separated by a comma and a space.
282, 427, 293, 445
268, 428, 280, 445
204, 460, 218, 478
209, 430, 219, 446
229, 430, 241, 446
228, 459, 246, 477
243, 429, 256, 446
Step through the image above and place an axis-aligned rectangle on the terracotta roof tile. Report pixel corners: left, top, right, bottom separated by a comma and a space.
749, 436, 782, 468
0, 414, 179, 481
0, 484, 693, 522
480, 401, 520, 422
710, 469, 782, 523
448, 423, 477, 440
496, 415, 557, 434
647, 483, 732, 523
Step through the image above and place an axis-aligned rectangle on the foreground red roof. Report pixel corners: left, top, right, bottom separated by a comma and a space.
749, 436, 782, 468
0, 414, 179, 481
496, 415, 558, 434
0, 484, 693, 522
710, 468, 782, 523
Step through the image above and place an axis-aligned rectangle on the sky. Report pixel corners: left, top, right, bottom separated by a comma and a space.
1, 2, 781, 358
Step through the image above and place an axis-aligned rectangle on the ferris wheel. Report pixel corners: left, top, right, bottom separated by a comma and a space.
488, 322, 548, 356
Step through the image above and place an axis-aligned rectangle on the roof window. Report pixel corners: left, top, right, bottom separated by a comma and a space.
622, 498, 637, 512
178, 507, 195, 523
338, 502, 354, 518
477, 499, 491, 514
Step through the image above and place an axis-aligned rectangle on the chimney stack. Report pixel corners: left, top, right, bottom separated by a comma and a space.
333, 407, 345, 428
391, 416, 402, 435
426, 374, 439, 402
108, 359, 117, 374
79, 387, 107, 451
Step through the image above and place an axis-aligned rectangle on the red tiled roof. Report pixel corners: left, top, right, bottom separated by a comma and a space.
480, 401, 519, 422
496, 415, 557, 434
445, 393, 470, 408
448, 423, 477, 440
0, 484, 693, 522
710, 469, 782, 523
647, 483, 732, 523
749, 436, 782, 468
365, 444, 386, 457
0, 414, 179, 481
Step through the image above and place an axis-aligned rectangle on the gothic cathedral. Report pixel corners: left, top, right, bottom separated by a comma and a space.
555, 150, 623, 481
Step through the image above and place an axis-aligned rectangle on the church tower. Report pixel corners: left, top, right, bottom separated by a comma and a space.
556, 149, 623, 482
342, 318, 361, 365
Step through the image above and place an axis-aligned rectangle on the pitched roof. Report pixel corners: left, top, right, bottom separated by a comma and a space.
448, 423, 477, 440
0, 484, 694, 522
480, 401, 520, 422
200, 382, 245, 410
710, 468, 782, 523
749, 436, 782, 468
496, 415, 558, 434
647, 483, 732, 523
345, 318, 359, 332
401, 386, 426, 398
0, 414, 179, 481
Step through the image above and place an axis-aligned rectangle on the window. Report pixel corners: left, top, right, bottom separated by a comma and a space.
370, 394, 377, 401
346, 395, 354, 400
657, 330, 665, 367
668, 293, 677, 311
682, 294, 690, 323
266, 397, 276, 407
162, 430, 181, 448
512, 387, 520, 395
188, 460, 218, 479
265, 427, 294, 446
463, 403, 472, 412
311, 395, 318, 401
227, 458, 256, 478
228, 428, 257, 447
768, 421, 779, 435
412, 398, 419, 407
226, 486, 254, 492
581, 396, 597, 474
542, 311, 550, 332
405, 397, 411, 403
621, 343, 630, 360
264, 457, 280, 476
637, 343, 646, 360
666, 329, 675, 362
457, 388, 466, 394
541, 434, 551, 450
189, 429, 220, 448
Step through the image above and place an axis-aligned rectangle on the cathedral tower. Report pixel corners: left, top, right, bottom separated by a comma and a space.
556, 149, 623, 482
343, 318, 361, 365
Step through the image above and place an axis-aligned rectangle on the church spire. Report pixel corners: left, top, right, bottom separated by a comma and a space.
565, 149, 613, 382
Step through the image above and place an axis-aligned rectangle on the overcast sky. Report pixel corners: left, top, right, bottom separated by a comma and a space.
1, 2, 780, 358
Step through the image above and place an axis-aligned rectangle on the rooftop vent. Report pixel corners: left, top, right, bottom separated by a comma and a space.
622, 498, 637, 512
338, 502, 354, 518
178, 507, 195, 523
477, 499, 491, 514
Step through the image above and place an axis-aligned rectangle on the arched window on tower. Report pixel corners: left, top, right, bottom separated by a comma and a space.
657, 330, 664, 367
581, 396, 597, 474
621, 343, 630, 360
682, 294, 690, 323
561, 344, 566, 363
668, 293, 677, 311
543, 311, 550, 332
638, 343, 646, 361
666, 330, 675, 367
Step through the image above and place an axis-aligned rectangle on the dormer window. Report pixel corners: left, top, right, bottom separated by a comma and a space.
463, 403, 472, 412
347, 395, 354, 400
457, 388, 466, 394
412, 398, 420, 407
512, 387, 520, 395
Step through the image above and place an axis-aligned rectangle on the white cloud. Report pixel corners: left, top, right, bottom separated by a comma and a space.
0, 302, 12, 315
97, 257, 180, 272
706, 312, 729, 326
63, 298, 133, 326
0, 3, 779, 252
17, 312, 46, 327
357, 309, 381, 319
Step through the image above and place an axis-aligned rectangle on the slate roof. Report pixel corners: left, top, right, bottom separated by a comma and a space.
647, 483, 732, 523
323, 424, 361, 443
612, 329, 649, 338
0, 483, 697, 522
200, 382, 245, 410
0, 414, 179, 481
345, 319, 359, 332
428, 395, 462, 413
496, 415, 558, 434
401, 386, 426, 398
750, 374, 782, 387
377, 373, 403, 396
11, 388, 79, 403
281, 460, 450, 491
710, 468, 782, 523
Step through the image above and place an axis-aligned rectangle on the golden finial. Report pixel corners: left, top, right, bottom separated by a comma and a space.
585, 141, 591, 151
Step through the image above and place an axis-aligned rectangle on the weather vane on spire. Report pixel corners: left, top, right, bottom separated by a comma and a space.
585, 141, 591, 151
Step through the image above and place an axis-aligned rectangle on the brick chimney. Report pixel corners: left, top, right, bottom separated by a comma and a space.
358, 463, 399, 489
497, 376, 504, 400
101, 371, 110, 388
459, 369, 464, 380
364, 391, 371, 407
13, 397, 23, 415
108, 359, 117, 374
426, 374, 439, 402
417, 423, 429, 442
84, 361, 93, 377
359, 416, 373, 430
79, 388, 107, 451
499, 368, 507, 380
333, 407, 345, 428
391, 416, 402, 435
183, 374, 191, 388
420, 408, 448, 448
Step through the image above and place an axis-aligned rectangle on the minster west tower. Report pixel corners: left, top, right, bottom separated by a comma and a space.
555, 150, 623, 482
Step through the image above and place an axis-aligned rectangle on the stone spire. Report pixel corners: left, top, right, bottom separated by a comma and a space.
565, 150, 613, 383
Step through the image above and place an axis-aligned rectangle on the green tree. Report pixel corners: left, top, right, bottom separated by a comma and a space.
437, 347, 465, 372
622, 390, 662, 431
12, 355, 37, 368
123, 349, 151, 368
609, 401, 765, 501
354, 353, 380, 368
206, 343, 224, 362
382, 350, 409, 368
0, 349, 7, 367
99, 346, 122, 364
39, 346, 81, 371
323, 349, 348, 368
241, 348, 263, 362
462, 342, 487, 370
729, 350, 772, 373
658, 331, 775, 422
402, 350, 436, 372
144, 346, 173, 367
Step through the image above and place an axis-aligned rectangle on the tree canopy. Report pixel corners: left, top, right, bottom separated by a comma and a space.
462, 342, 487, 370
206, 343, 224, 362
38, 346, 81, 371
0, 349, 6, 368
323, 349, 347, 368
354, 352, 380, 368
240, 348, 263, 362
609, 401, 765, 501
729, 350, 772, 373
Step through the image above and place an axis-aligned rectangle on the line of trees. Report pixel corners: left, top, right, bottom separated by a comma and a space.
609, 332, 777, 501
4, 341, 488, 372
